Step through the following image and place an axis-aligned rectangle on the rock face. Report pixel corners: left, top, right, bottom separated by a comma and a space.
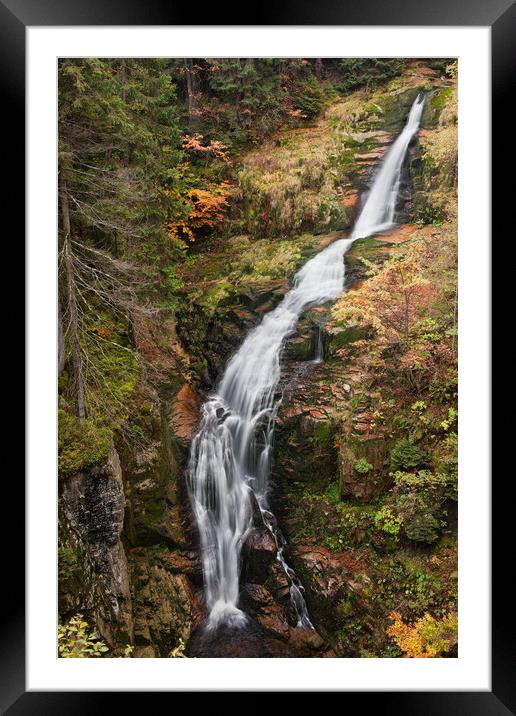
129, 556, 193, 658
119, 378, 204, 657
58, 360, 203, 657
189, 278, 291, 382
59, 446, 133, 647
168, 384, 201, 444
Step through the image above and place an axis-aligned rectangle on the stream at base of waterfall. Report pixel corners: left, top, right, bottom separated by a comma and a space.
187, 94, 426, 631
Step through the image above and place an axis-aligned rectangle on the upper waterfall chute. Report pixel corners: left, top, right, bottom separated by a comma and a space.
351, 93, 425, 241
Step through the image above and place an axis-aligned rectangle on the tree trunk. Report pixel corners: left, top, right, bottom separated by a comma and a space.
60, 178, 86, 422
185, 59, 195, 118
58, 295, 65, 376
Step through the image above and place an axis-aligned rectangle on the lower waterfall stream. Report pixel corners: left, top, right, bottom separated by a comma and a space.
187, 94, 425, 632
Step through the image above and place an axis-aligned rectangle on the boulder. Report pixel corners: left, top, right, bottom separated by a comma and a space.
243, 584, 291, 641
242, 528, 277, 583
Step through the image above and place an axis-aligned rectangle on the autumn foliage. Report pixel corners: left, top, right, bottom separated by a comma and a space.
182, 133, 230, 163
167, 181, 234, 244
387, 611, 458, 658
332, 225, 457, 392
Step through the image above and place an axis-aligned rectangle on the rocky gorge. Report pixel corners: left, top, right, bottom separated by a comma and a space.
58, 59, 458, 659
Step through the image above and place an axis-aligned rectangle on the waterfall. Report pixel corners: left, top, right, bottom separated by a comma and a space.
187, 94, 425, 631
314, 326, 324, 364
352, 94, 425, 240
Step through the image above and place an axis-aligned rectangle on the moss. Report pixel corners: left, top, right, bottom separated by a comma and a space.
232, 239, 302, 282
80, 318, 140, 429
284, 476, 378, 550
348, 235, 386, 256
286, 334, 314, 361
380, 87, 426, 132
423, 87, 454, 127
330, 324, 369, 350
58, 545, 84, 583
311, 420, 334, 449
202, 282, 233, 313
58, 409, 112, 476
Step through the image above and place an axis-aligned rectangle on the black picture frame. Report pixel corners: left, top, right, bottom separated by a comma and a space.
4, 0, 509, 709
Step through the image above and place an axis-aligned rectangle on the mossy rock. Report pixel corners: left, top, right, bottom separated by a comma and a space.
344, 236, 391, 285
129, 558, 192, 657
329, 324, 371, 354
58, 539, 90, 615
311, 419, 334, 449
422, 87, 454, 128
379, 87, 426, 132
58, 409, 112, 477
339, 436, 389, 503
284, 332, 315, 362
121, 398, 189, 549
273, 413, 338, 492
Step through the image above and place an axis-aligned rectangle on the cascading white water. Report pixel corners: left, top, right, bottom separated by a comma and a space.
187, 94, 425, 631
352, 94, 425, 240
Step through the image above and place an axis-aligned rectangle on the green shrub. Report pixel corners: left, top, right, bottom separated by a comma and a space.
426, 59, 455, 74
440, 407, 457, 432
395, 492, 442, 544
58, 614, 109, 658
392, 469, 451, 543
392, 469, 444, 491
374, 505, 402, 537
433, 433, 458, 500
354, 457, 373, 475
58, 546, 83, 583
390, 438, 426, 471
292, 76, 326, 118
429, 372, 457, 403
324, 480, 341, 503
58, 409, 112, 476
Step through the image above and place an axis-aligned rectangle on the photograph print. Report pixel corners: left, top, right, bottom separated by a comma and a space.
57, 57, 458, 659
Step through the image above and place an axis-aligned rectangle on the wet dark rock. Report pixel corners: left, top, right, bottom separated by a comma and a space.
243, 528, 277, 583
187, 620, 274, 658
241, 583, 290, 641
248, 490, 266, 528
